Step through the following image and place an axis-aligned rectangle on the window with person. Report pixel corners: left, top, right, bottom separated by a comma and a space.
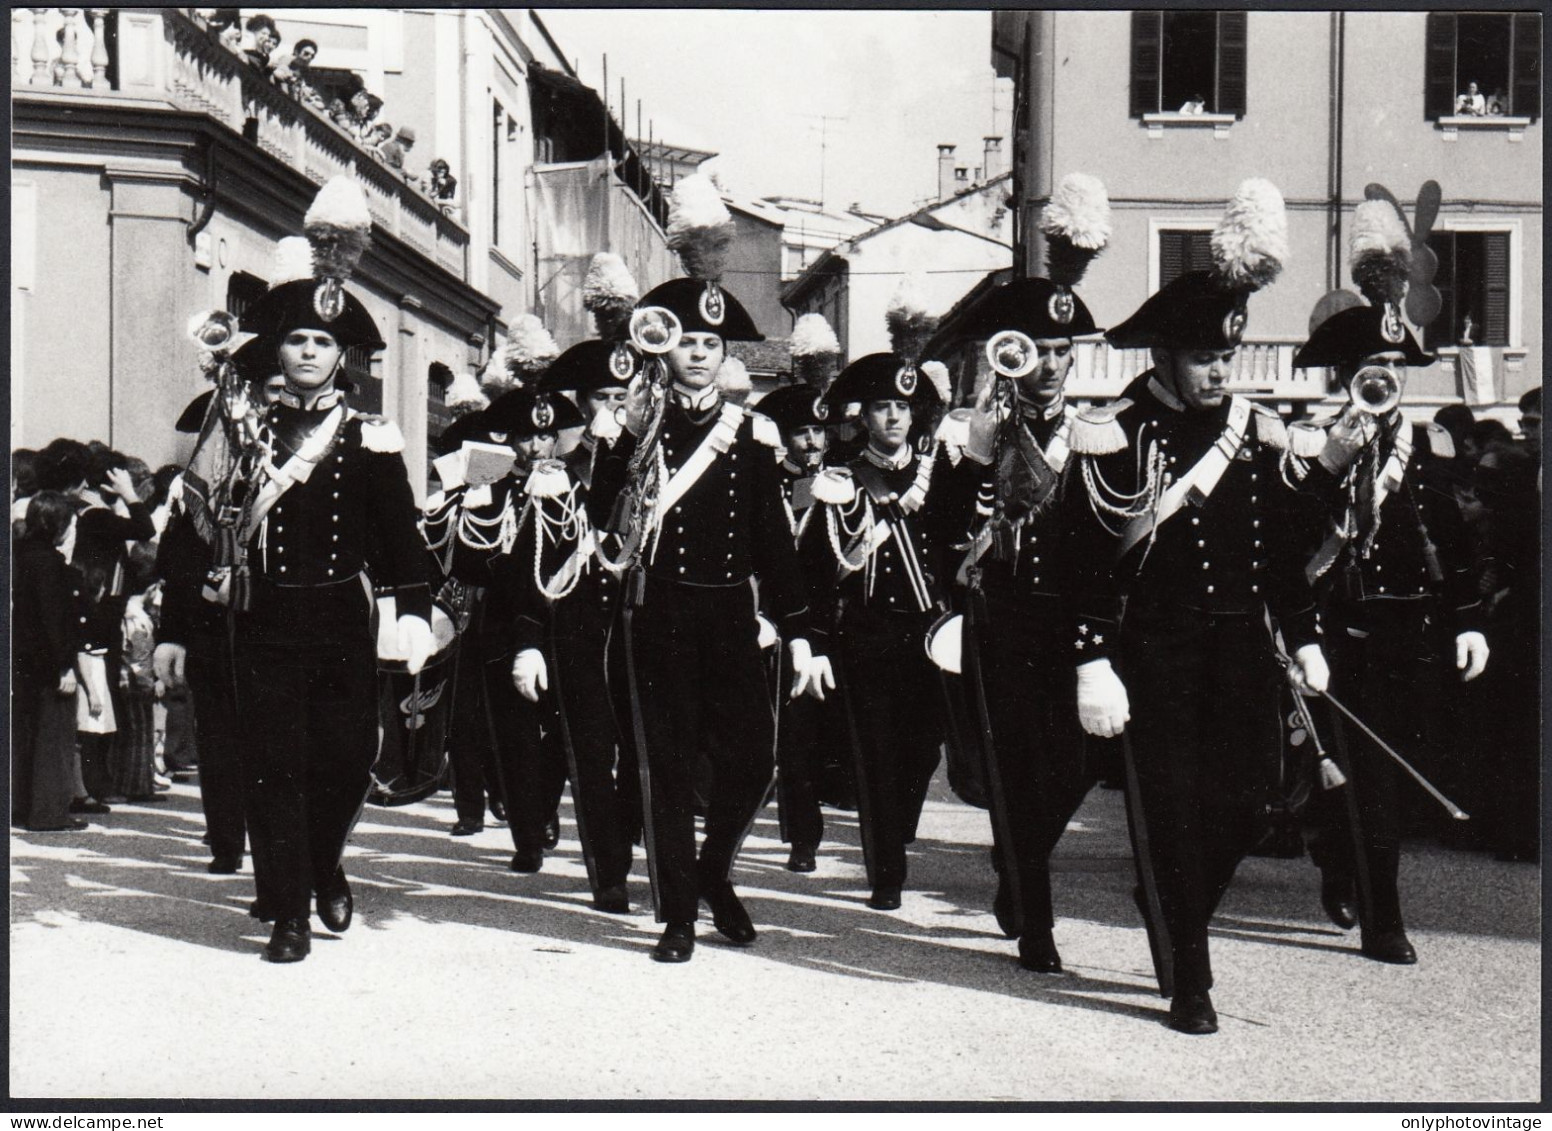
1130, 11, 1247, 118
1426, 12, 1541, 120
1425, 229, 1512, 351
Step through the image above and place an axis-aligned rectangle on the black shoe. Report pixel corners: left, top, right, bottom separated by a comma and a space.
27, 818, 90, 832
488, 796, 508, 823
593, 883, 630, 914
1167, 991, 1218, 1035
867, 885, 902, 911
450, 817, 483, 837
651, 921, 695, 963
1320, 874, 1358, 930
315, 867, 353, 933
991, 880, 1018, 939
264, 918, 311, 963
542, 816, 561, 850
785, 844, 817, 873
1017, 929, 1064, 974
509, 846, 544, 873
701, 882, 757, 945
70, 798, 111, 815
208, 854, 242, 875
249, 898, 275, 922
1360, 927, 1417, 965
127, 793, 169, 804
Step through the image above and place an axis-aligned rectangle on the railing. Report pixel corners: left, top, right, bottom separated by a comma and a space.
1067, 338, 1325, 402
15, 7, 468, 280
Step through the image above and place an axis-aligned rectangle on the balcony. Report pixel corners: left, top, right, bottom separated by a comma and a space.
13, 6, 468, 279
1067, 337, 1323, 405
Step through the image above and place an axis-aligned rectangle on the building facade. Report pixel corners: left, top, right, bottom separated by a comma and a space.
991, 9, 1541, 418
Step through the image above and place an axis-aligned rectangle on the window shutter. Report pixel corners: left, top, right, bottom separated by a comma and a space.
1511, 13, 1541, 121
1425, 13, 1458, 121
1424, 231, 1456, 351
1159, 230, 1186, 288
1131, 11, 1162, 118
1216, 11, 1248, 117
1482, 231, 1510, 346
1186, 230, 1215, 274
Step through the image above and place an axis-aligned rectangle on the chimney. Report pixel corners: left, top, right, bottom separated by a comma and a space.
983, 136, 1004, 180
954, 167, 968, 191
937, 144, 956, 201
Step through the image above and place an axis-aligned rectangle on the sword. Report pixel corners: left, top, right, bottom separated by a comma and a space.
1318, 685, 1469, 820
832, 599, 881, 890
1118, 725, 1174, 999
620, 565, 668, 920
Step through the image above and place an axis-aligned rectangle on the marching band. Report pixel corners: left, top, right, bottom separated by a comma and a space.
153, 170, 1495, 1035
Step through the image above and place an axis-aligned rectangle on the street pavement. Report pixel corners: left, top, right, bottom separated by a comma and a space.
9, 772, 1541, 1103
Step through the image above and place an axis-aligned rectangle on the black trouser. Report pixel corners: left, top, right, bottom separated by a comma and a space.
1121, 602, 1282, 996
234, 583, 379, 922
628, 576, 775, 923
13, 676, 77, 829
838, 605, 944, 891
485, 656, 567, 853
975, 590, 1094, 936
1309, 598, 1442, 934
775, 685, 848, 850
185, 633, 248, 864
448, 611, 503, 822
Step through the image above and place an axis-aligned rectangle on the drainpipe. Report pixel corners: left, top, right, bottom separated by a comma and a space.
1327, 11, 1346, 292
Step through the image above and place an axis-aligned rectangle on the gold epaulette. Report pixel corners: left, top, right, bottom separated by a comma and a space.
358, 416, 405, 453
1069, 398, 1132, 455
749, 410, 782, 448
811, 467, 857, 506
1251, 403, 1289, 450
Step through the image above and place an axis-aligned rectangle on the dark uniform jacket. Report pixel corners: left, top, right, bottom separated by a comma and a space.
1294, 418, 1482, 635
1065, 373, 1322, 664
13, 540, 88, 690
588, 396, 808, 636
971, 401, 1080, 603
239, 395, 431, 647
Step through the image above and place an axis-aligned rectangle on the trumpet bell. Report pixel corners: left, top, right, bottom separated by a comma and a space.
1349, 364, 1402, 416
186, 309, 241, 352
986, 330, 1039, 379
630, 306, 683, 355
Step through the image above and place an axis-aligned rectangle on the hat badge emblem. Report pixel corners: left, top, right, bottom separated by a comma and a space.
1381, 304, 1406, 344
812, 394, 829, 422
1222, 305, 1248, 345
699, 283, 726, 327
609, 342, 635, 380
532, 397, 555, 430
312, 279, 345, 323
1049, 289, 1075, 325
895, 366, 918, 397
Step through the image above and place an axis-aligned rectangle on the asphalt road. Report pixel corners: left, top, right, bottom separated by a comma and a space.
9, 774, 1540, 1103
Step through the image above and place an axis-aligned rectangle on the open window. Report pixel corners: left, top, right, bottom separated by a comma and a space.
1425, 229, 1512, 350
1131, 11, 1247, 118
1426, 12, 1541, 121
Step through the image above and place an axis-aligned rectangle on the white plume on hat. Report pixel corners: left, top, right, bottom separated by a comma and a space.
303, 175, 373, 284
791, 312, 841, 386
716, 354, 752, 403
666, 173, 735, 282
1349, 199, 1413, 307
446, 370, 489, 419
1041, 173, 1111, 287
582, 252, 640, 339
500, 314, 561, 388
270, 237, 315, 287
1210, 178, 1288, 292
885, 272, 939, 366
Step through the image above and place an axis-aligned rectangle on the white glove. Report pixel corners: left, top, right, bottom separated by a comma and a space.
512, 648, 549, 702
1316, 409, 1378, 475
1076, 659, 1129, 738
787, 638, 835, 701
623, 373, 653, 437
1288, 643, 1330, 696
396, 614, 435, 677
1455, 631, 1489, 682
153, 642, 188, 691
964, 381, 1005, 465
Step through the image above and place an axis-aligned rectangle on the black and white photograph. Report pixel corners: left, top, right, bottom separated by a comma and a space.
7, 5, 1543, 1108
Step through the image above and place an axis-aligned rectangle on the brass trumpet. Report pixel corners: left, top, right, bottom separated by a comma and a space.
186, 309, 241, 353
1348, 363, 1402, 416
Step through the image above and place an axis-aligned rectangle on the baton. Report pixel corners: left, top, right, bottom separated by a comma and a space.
1317, 685, 1469, 821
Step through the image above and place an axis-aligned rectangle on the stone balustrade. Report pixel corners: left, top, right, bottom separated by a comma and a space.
1067, 337, 1323, 401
